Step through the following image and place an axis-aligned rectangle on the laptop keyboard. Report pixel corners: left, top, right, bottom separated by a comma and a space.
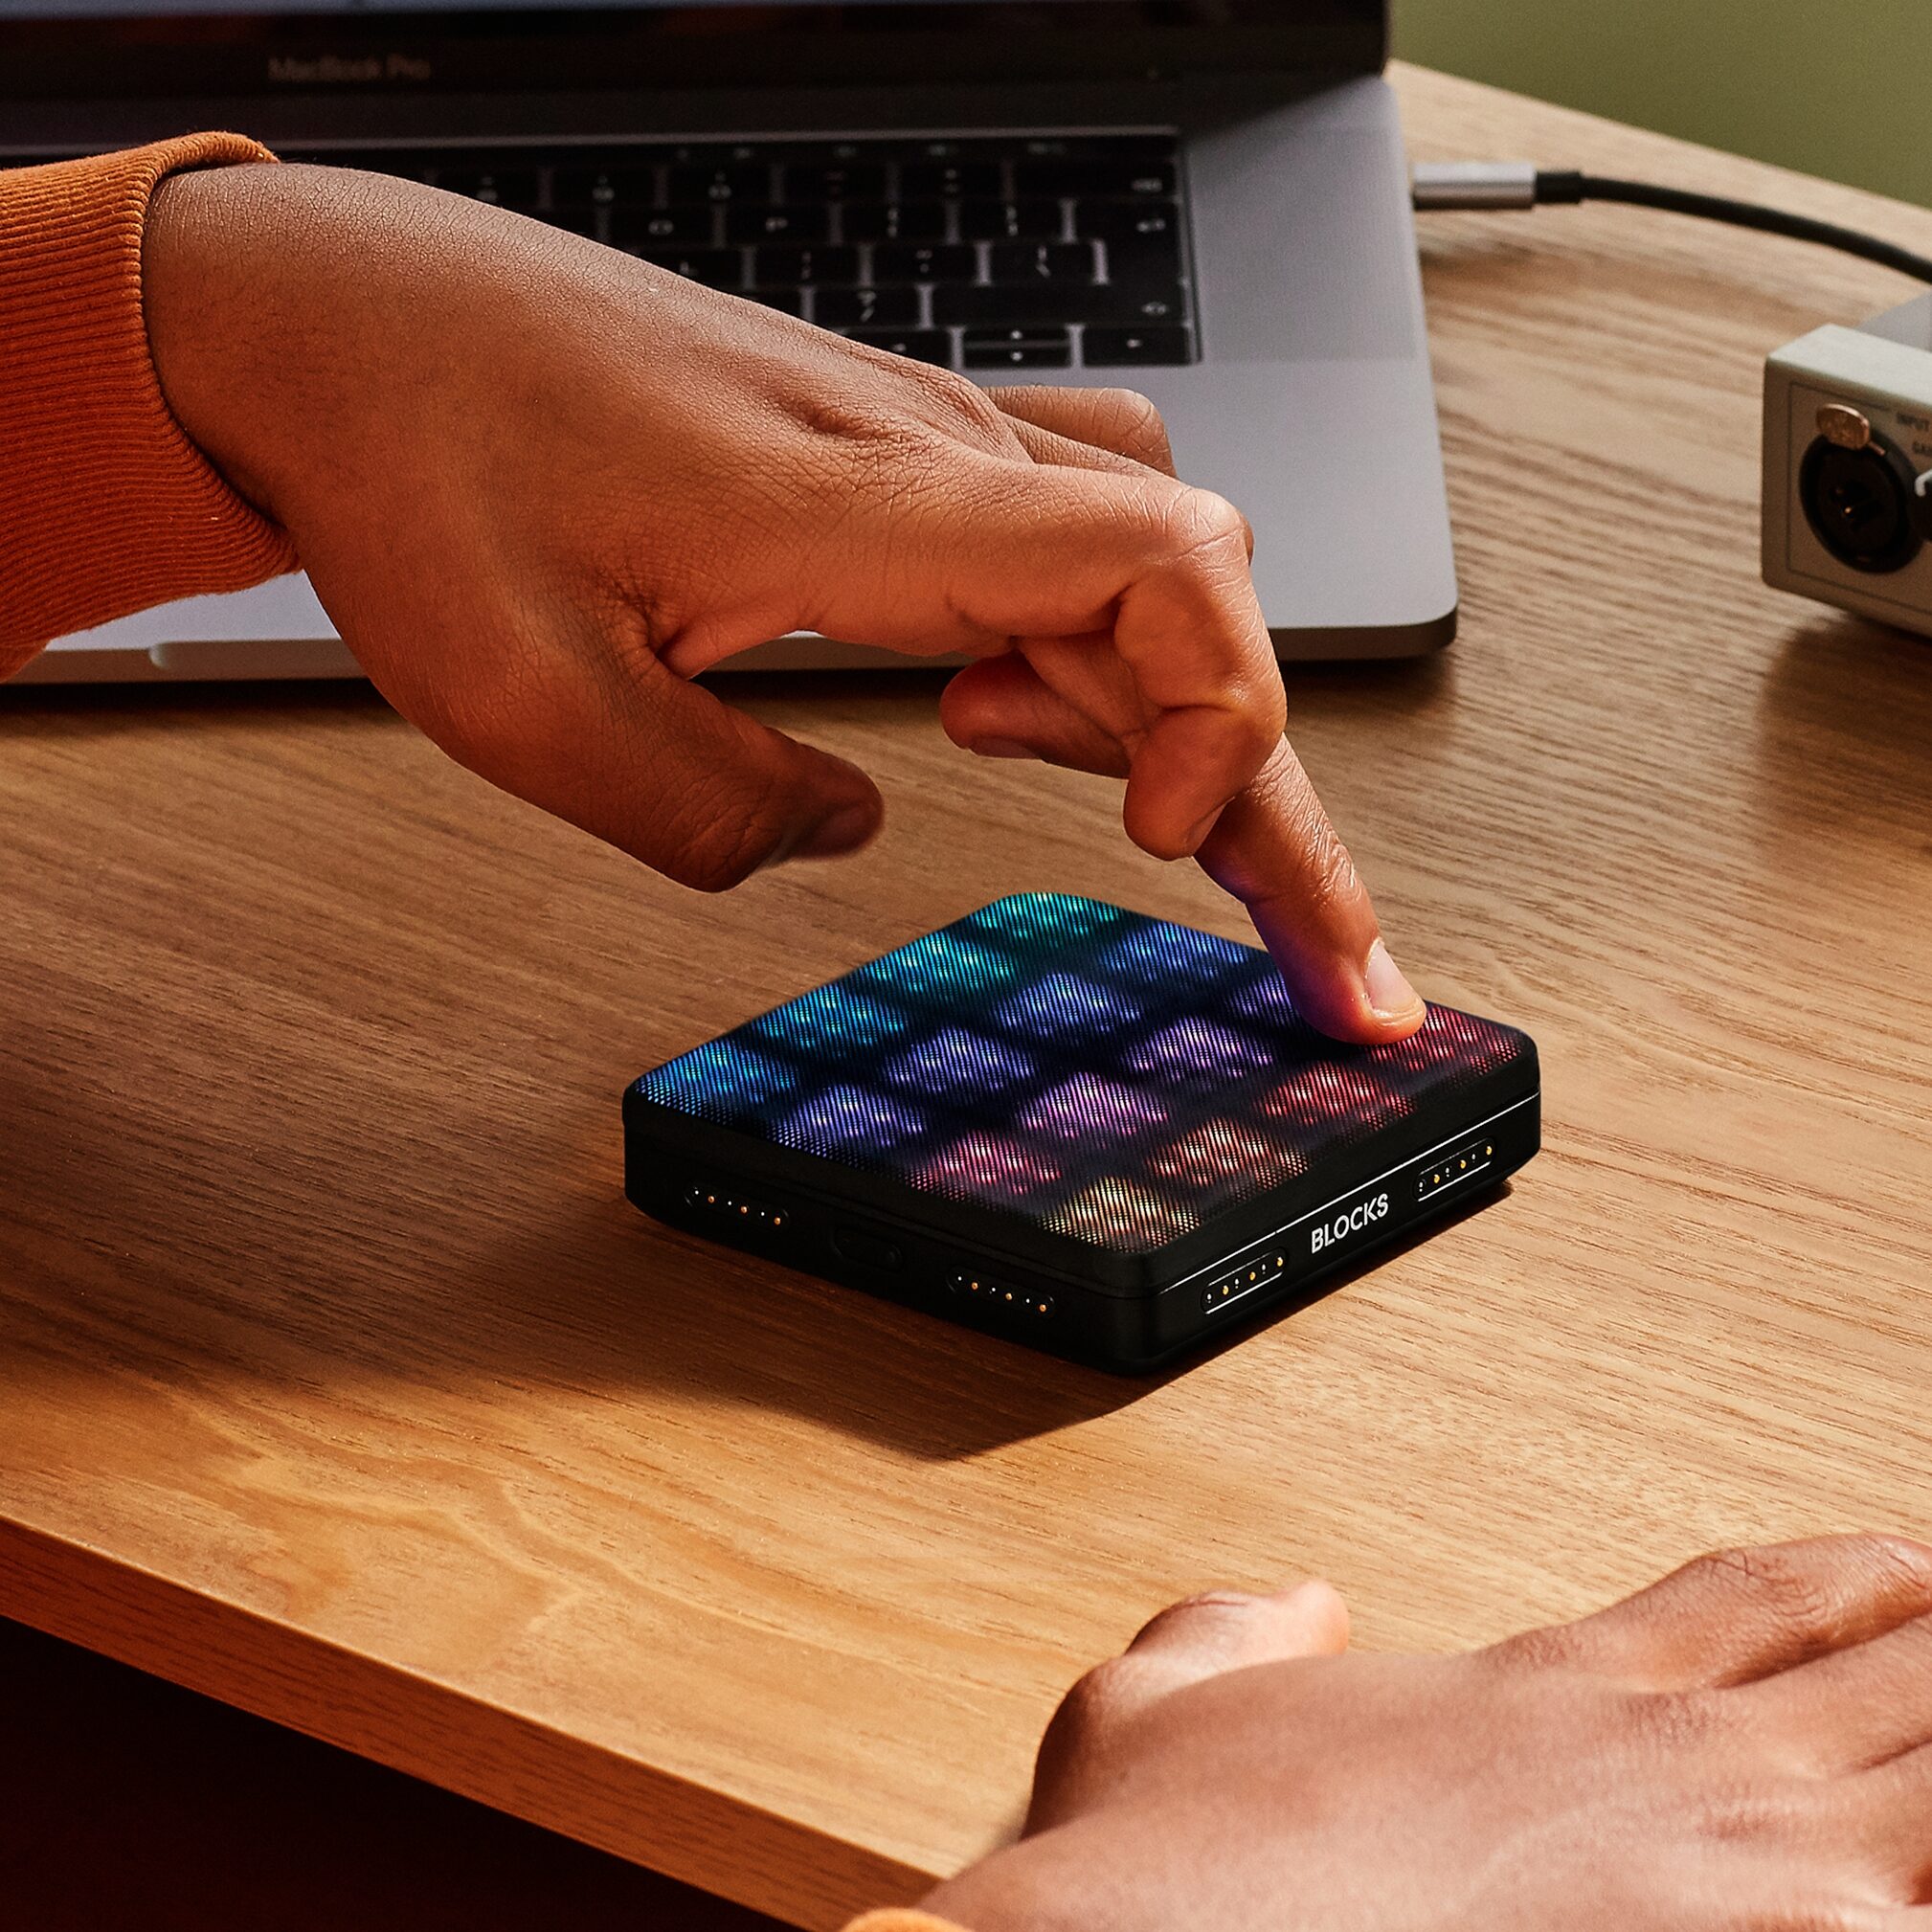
277, 133, 1198, 372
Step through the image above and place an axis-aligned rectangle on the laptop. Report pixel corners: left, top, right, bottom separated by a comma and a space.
0, 0, 1457, 685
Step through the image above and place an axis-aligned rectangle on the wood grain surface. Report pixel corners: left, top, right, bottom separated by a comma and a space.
4, 64, 1932, 1931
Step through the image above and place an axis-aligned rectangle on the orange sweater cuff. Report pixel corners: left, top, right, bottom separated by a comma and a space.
843, 1914, 974, 1932
0, 133, 299, 675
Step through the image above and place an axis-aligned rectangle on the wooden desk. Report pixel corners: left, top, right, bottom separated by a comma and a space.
4, 64, 1932, 1931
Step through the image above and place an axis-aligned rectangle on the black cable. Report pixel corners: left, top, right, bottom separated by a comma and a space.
1534, 170, 1932, 283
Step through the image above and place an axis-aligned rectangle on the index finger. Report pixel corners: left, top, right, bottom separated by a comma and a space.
986, 384, 1180, 477
911, 461, 1286, 859
1196, 737, 1426, 1042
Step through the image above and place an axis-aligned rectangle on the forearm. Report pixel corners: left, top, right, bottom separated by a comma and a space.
0, 136, 297, 673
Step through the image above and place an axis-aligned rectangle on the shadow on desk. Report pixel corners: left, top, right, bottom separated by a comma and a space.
0, 1617, 792, 1932
1756, 614, 1932, 842
0, 1035, 1148, 1460
0, 648, 1460, 1465
0, 1046, 1515, 1467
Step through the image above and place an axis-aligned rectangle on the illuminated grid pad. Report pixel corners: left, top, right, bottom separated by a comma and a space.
634, 895, 1534, 1256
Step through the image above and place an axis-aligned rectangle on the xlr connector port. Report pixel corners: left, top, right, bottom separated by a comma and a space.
1799, 430, 1922, 574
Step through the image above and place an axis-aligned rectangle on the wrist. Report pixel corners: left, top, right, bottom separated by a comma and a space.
143, 160, 307, 519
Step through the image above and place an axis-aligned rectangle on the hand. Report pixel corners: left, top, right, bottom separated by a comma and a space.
923, 1535, 1932, 1931
141, 162, 1422, 1041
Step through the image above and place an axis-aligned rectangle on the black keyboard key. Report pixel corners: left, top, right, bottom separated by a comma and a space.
958, 198, 1065, 242
750, 288, 807, 317
752, 243, 860, 286
932, 282, 1186, 326
842, 200, 949, 242
1082, 325, 1192, 367
871, 242, 978, 284
666, 163, 771, 204
631, 246, 747, 290
1076, 198, 1182, 245
902, 159, 1003, 198
963, 327, 1072, 371
1104, 284, 1188, 324
783, 160, 888, 201
726, 204, 829, 244
1080, 202, 1184, 281
1103, 242, 1185, 284
608, 207, 715, 247
552, 164, 656, 208
814, 286, 923, 328
1014, 158, 1175, 197
989, 241, 1096, 284
847, 328, 955, 367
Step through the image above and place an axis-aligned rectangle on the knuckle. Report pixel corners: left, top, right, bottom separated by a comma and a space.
1049, 1658, 1135, 1744
1697, 1545, 1842, 1630
1826, 1531, 1932, 1594
1487, 1621, 1587, 1676
1091, 386, 1171, 460
1299, 826, 1364, 918
1159, 484, 1249, 562
887, 356, 1010, 442
808, 401, 933, 471
1131, 1590, 1254, 1649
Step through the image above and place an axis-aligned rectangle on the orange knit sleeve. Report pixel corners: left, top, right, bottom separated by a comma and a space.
0, 134, 298, 677
843, 1914, 975, 1932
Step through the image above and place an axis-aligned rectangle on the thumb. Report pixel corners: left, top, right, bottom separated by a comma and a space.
398, 626, 884, 889
1024, 1581, 1349, 1832
1122, 1580, 1352, 1699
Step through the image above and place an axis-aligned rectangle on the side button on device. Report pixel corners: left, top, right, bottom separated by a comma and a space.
833, 1225, 905, 1271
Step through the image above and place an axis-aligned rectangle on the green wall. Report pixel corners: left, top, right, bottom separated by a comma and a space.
1394, 0, 1932, 209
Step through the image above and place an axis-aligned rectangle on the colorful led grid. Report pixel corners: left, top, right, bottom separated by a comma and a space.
855, 930, 1019, 1001
1124, 1016, 1278, 1083
775, 1085, 928, 1156
1375, 1005, 1521, 1078
635, 895, 1533, 1256
1019, 1072, 1169, 1144
965, 892, 1126, 949
750, 983, 910, 1055
1227, 970, 1315, 1033
993, 972, 1142, 1042
1148, 1119, 1306, 1191
1259, 1061, 1412, 1133
1049, 1178, 1200, 1248
1096, 920, 1250, 989
639, 1038, 796, 1118
917, 1133, 1065, 1203
881, 1027, 1036, 1100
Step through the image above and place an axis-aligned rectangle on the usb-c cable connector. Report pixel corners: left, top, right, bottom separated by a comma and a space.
1409, 161, 1539, 212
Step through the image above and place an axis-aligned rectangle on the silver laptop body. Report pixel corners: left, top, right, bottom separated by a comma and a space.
0, 0, 1455, 684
